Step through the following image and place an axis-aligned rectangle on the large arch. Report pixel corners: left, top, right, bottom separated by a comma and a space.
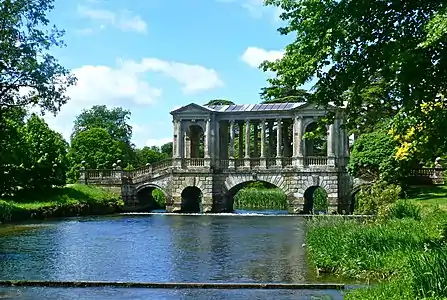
224, 180, 287, 212
135, 183, 170, 211
303, 185, 329, 214
180, 186, 203, 213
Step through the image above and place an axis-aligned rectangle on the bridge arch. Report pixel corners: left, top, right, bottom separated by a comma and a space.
222, 174, 289, 212
180, 186, 203, 213
135, 183, 171, 211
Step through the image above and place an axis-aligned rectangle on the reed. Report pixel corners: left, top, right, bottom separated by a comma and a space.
234, 188, 287, 210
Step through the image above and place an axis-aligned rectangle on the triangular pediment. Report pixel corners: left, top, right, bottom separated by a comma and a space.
170, 103, 214, 115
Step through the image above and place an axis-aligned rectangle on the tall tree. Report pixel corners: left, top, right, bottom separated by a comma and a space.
260, 86, 309, 103
0, 0, 76, 116
204, 99, 235, 106
71, 105, 132, 144
262, 0, 447, 132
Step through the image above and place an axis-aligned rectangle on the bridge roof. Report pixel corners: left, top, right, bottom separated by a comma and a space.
204, 103, 305, 112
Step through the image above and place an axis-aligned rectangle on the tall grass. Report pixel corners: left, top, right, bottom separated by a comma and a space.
234, 188, 287, 210
306, 207, 447, 299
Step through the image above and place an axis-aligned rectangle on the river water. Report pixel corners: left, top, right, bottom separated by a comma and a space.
0, 213, 346, 299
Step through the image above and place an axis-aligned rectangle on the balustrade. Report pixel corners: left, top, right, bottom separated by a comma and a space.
304, 156, 328, 166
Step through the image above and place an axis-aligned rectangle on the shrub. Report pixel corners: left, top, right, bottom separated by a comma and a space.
355, 181, 401, 215
383, 200, 421, 221
313, 187, 328, 211
152, 189, 166, 208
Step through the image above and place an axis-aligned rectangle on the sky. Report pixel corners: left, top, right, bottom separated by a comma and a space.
43, 0, 296, 148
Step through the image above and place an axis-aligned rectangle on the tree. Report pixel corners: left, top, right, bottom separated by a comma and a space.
0, 0, 76, 116
204, 99, 235, 106
135, 146, 169, 166
160, 142, 173, 158
22, 114, 68, 189
71, 105, 132, 144
67, 128, 122, 181
262, 0, 447, 132
260, 87, 309, 103
348, 126, 404, 184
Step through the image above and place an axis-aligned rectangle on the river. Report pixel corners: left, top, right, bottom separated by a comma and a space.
0, 212, 347, 299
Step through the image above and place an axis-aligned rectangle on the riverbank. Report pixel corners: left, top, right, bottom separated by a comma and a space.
0, 184, 123, 224
306, 185, 447, 299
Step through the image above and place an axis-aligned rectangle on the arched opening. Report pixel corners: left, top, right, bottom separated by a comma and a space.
304, 122, 327, 156
181, 186, 202, 213
135, 186, 167, 212
350, 188, 361, 214
225, 180, 288, 213
303, 186, 328, 214
186, 124, 204, 158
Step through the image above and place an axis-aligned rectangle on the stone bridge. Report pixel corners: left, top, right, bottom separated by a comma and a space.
81, 157, 352, 214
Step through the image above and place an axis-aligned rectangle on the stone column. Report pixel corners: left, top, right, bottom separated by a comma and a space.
204, 119, 211, 167
238, 122, 243, 159
260, 119, 266, 168
294, 116, 304, 167
253, 122, 258, 157
175, 120, 183, 167
229, 120, 235, 168
268, 121, 274, 158
276, 119, 282, 166
283, 121, 290, 157
172, 120, 177, 158
244, 119, 250, 167
327, 123, 336, 166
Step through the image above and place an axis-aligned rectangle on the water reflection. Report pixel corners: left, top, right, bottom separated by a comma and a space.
0, 214, 343, 299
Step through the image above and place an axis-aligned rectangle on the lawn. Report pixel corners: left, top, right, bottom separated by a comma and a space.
406, 185, 447, 211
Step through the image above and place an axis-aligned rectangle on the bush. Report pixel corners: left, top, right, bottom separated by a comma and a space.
383, 200, 421, 221
355, 181, 401, 215
152, 189, 166, 208
313, 187, 328, 211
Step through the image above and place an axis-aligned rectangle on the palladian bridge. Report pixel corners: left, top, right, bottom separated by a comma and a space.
81, 102, 358, 214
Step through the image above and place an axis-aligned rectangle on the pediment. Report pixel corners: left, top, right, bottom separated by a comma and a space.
170, 103, 213, 115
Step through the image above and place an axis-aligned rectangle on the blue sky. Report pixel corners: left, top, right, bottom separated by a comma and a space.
44, 0, 295, 148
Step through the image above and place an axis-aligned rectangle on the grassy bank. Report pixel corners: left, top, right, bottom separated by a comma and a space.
307, 186, 447, 299
234, 188, 288, 210
0, 184, 123, 223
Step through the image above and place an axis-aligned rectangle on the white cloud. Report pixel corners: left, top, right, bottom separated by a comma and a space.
145, 137, 172, 148
241, 47, 284, 68
119, 58, 224, 93
218, 0, 282, 22
40, 58, 223, 145
78, 6, 148, 33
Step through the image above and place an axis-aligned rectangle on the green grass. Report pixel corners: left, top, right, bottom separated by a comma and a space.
0, 184, 123, 222
307, 185, 447, 299
234, 188, 288, 210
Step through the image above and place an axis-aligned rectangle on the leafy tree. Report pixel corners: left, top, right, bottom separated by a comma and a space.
0, 0, 76, 116
354, 181, 402, 216
260, 87, 309, 103
348, 126, 404, 184
67, 128, 122, 181
0, 108, 27, 195
204, 99, 235, 106
262, 0, 447, 132
135, 146, 169, 165
160, 142, 173, 158
22, 115, 68, 189
71, 105, 132, 144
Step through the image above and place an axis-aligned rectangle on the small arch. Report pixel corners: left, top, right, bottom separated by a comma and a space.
303, 186, 328, 214
349, 184, 367, 214
181, 186, 203, 213
135, 184, 169, 211
304, 121, 327, 157
224, 180, 288, 212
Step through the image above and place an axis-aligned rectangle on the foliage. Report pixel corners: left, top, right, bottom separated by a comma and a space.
160, 142, 173, 158
234, 188, 287, 210
22, 114, 68, 189
204, 99, 235, 106
67, 128, 122, 181
135, 146, 169, 166
262, 0, 447, 134
260, 87, 309, 103
313, 187, 328, 212
348, 128, 402, 183
383, 200, 422, 221
354, 181, 401, 216
71, 105, 132, 144
152, 189, 166, 208
0, 0, 76, 115
390, 97, 447, 165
